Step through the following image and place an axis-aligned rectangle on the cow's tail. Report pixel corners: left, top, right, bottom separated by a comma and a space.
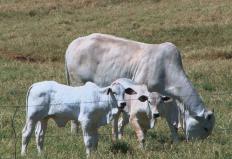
25, 85, 33, 119
65, 57, 71, 86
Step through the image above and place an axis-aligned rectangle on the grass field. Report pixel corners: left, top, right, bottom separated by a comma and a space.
0, 0, 232, 158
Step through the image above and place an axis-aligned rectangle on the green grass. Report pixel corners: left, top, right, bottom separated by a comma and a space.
0, 0, 232, 158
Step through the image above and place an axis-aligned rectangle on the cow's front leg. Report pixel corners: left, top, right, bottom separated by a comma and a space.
168, 122, 179, 143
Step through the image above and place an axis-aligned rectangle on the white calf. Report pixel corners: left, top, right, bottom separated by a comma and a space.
110, 80, 149, 141
152, 93, 182, 143
118, 92, 182, 147
21, 79, 141, 156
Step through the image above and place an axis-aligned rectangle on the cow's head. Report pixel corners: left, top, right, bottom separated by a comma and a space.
184, 109, 215, 140
173, 100, 214, 140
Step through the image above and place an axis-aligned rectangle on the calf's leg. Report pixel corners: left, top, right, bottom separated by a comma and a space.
112, 112, 120, 140
81, 125, 98, 157
35, 119, 48, 155
130, 118, 145, 148
118, 112, 129, 139
21, 119, 36, 156
68, 77, 82, 135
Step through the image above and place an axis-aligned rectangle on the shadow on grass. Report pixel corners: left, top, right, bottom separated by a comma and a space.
145, 131, 188, 151
109, 140, 133, 154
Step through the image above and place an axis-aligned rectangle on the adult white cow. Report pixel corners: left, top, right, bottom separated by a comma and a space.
65, 33, 215, 140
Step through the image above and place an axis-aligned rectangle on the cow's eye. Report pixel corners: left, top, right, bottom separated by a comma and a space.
204, 127, 209, 132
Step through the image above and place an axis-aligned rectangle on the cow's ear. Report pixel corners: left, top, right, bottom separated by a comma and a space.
125, 88, 137, 95
107, 88, 112, 95
194, 115, 203, 121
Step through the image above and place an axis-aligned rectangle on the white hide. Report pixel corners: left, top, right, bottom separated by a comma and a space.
65, 33, 215, 140
21, 80, 134, 157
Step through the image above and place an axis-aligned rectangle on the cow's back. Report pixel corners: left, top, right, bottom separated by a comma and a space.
65, 33, 159, 87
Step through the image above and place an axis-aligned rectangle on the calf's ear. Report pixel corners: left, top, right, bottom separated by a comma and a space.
125, 88, 137, 95
100, 87, 112, 95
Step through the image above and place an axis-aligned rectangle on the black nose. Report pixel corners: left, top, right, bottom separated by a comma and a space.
153, 113, 160, 119
119, 102, 126, 109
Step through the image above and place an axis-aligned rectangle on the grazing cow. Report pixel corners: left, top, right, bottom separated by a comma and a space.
21, 79, 147, 156
65, 33, 215, 140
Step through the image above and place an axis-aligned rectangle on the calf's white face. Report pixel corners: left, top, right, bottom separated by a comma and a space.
105, 82, 138, 115
148, 93, 160, 119
109, 83, 127, 109
109, 79, 149, 111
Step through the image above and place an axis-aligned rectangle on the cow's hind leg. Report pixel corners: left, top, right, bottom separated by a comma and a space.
35, 119, 48, 155
21, 119, 36, 156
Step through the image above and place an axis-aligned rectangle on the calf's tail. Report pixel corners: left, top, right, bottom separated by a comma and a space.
65, 58, 71, 86
25, 85, 33, 119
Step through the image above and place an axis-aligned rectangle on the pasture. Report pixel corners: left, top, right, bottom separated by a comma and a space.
0, 0, 232, 158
